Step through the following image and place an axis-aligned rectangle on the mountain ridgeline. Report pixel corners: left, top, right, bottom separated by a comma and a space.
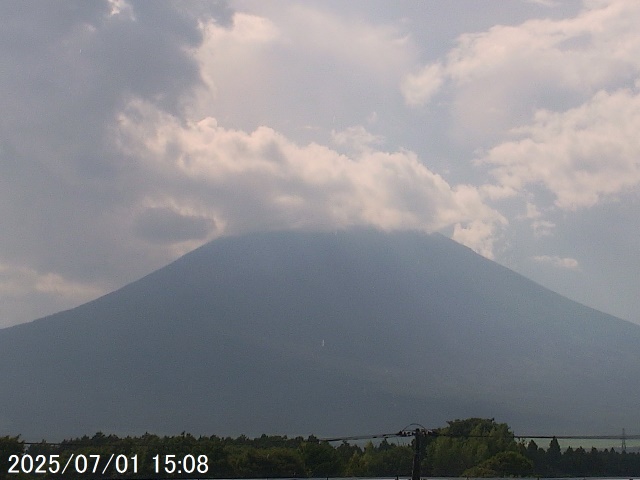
1, 229, 639, 440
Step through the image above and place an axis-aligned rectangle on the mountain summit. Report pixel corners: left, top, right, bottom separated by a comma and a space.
1, 229, 638, 440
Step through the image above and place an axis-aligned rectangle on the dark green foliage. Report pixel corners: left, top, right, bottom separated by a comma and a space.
344, 440, 412, 477
6, 418, 640, 478
227, 447, 305, 478
0, 436, 25, 480
524, 438, 546, 474
463, 451, 533, 477
423, 417, 517, 476
521, 438, 640, 478
299, 438, 342, 476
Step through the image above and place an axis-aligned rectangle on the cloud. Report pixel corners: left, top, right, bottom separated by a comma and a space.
533, 255, 580, 269
0, 2, 447, 329
400, 63, 445, 106
275, 4, 412, 78
401, 0, 640, 137
516, 202, 556, 237
524, 0, 560, 6
399, 0, 640, 231
192, 6, 415, 134
331, 125, 384, 152
0, 262, 107, 326
0, 1, 230, 325
165, 10, 504, 255
7, 1, 636, 328
116, 98, 505, 255
481, 87, 640, 210
133, 207, 215, 245
452, 219, 502, 260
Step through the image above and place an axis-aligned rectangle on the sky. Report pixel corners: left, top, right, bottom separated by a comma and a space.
1, 0, 639, 328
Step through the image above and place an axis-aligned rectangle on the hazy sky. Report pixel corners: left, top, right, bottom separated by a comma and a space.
2, 0, 639, 328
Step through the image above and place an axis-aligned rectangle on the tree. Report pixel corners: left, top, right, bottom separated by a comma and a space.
299, 439, 341, 476
0, 436, 24, 480
545, 436, 562, 474
464, 451, 533, 477
425, 418, 517, 476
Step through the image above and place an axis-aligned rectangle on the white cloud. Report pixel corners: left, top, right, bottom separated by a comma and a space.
0, 261, 107, 327
331, 125, 384, 152
196, 6, 411, 88
275, 5, 412, 79
33, 273, 105, 298
533, 255, 580, 269
400, 0, 640, 222
402, 0, 640, 137
401, 63, 444, 106
116, 98, 505, 255
452, 219, 502, 260
482, 87, 640, 210
194, 12, 280, 105
108, 0, 134, 19
0, 263, 104, 300
523, 202, 542, 220
524, 0, 560, 6
515, 202, 556, 236
192, 7, 416, 135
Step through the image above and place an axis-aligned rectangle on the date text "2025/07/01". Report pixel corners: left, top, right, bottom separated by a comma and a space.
7, 453, 209, 476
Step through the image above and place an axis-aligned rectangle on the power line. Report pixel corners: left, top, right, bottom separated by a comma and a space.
320, 432, 406, 443
319, 426, 640, 480
320, 430, 640, 443
11, 430, 640, 447
515, 434, 640, 440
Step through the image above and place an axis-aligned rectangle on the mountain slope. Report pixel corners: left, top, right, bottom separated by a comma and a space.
1, 229, 639, 440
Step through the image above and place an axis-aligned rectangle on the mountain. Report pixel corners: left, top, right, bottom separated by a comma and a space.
1, 229, 639, 441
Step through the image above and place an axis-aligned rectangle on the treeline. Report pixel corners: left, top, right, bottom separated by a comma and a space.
2, 418, 639, 478
418, 418, 640, 477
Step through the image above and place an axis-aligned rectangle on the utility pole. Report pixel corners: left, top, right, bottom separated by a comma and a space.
411, 428, 421, 480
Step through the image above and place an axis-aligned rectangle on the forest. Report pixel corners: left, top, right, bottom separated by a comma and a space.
2, 418, 639, 479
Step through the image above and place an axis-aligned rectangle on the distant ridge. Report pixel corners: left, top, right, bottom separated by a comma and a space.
1, 228, 639, 440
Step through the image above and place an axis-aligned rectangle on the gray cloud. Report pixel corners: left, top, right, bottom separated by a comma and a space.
134, 207, 215, 244
0, 1, 230, 325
